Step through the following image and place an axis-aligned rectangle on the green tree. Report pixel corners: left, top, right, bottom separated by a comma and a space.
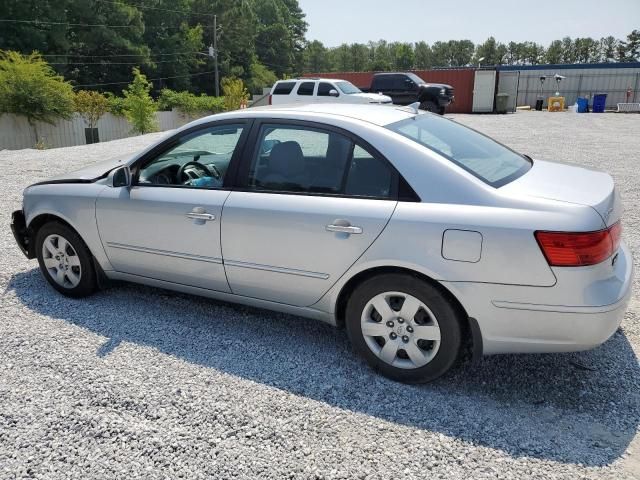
247, 62, 277, 94
0, 51, 74, 143
414, 41, 433, 69
390, 42, 415, 70
367, 40, 392, 71
350, 43, 369, 72
600, 36, 619, 62
474, 37, 507, 65
449, 40, 475, 66
431, 41, 451, 67
619, 30, 640, 61
122, 67, 157, 134
74, 90, 108, 130
561, 37, 576, 63
304, 40, 329, 72
545, 40, 563, 64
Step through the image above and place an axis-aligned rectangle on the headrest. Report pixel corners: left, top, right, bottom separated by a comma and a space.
268, 141, 305, 176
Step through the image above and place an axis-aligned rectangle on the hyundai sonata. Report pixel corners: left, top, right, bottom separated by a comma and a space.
11, 104, 633, 383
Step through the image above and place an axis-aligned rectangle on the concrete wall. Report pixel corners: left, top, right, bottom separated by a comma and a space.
0, 110, 207, 151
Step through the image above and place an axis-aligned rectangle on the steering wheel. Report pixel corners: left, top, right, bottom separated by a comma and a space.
177, 161, 214, 183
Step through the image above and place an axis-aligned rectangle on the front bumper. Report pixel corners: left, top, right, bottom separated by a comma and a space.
11, 210, 34, 258
444, 242, 634, 355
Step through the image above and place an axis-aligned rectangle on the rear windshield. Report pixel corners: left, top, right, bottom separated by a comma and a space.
386, 114, 531, 187
273, 82, 296, 95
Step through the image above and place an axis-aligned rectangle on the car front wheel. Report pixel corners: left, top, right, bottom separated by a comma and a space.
346, 273, 461, 383
419, 100, 439, 113
35, 222, 97, 298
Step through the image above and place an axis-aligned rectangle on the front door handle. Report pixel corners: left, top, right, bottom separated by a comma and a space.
326, 224, 363, 235
186, 207, 215, 222
186, 212, 216, 221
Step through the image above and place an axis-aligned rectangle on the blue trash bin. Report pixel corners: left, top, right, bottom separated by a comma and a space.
592, 94, 607, 113
577, 97, 588, 113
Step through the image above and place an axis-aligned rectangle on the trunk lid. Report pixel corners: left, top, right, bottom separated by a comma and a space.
501, 159, 621, 227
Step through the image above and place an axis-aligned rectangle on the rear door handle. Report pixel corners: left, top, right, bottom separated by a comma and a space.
326, 224, 363, 235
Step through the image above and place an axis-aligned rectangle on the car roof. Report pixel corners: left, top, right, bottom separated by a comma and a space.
275, 78, 352, 83
207, 104, 416, 127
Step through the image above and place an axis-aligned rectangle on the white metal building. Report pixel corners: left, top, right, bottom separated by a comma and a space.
496, 62, 640, 110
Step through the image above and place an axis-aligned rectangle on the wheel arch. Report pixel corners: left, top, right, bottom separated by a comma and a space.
334, 265, 482, 359
26, 213, 78, 258
418, 91, 437, 104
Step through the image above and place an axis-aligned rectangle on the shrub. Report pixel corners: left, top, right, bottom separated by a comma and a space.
74, 90, 108, 129
0, 50, 74, 143
221, 77, 249, 111
158, 89, 225, 116
122, 67, 157, 134
104, 92, 126, 116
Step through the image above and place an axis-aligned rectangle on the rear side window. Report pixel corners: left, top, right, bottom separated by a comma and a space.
345, 145, 393, 198
297, 82, 315, 96
273, 82, 296, 95
386, 114, 532, 187
317, 82, 335, 96
247, 124, 395, 199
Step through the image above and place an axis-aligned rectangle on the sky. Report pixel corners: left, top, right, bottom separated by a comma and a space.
297, 0, 640, 47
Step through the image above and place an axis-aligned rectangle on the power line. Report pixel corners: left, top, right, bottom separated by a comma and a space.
0, 19, 215, 29
93, 0, 217, 18
73, 70, 216, 88
38, 51, 200, 58
49, 58, 198, 65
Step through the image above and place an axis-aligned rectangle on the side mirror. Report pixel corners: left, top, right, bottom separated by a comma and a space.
329, 89, 339, 97
109, 165, 131, 188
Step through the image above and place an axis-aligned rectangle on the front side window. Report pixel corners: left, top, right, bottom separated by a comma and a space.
297, 82, 315, 96
138, 124, 244, 188
386, 114, 531, 187
317, 82, 335, 96
247, 124, 395, 199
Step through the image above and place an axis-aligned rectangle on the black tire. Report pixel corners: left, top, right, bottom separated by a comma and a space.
438, 106, 446, 115
346, 273, 462, 383
35, 222, 97, 298
419, 100, 439, 113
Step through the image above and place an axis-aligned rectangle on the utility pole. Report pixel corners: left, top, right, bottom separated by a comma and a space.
213, 14, 220, 97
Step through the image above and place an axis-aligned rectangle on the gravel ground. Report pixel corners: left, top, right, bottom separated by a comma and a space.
1, 112, 639, 480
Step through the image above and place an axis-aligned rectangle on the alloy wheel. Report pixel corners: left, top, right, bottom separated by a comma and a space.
41, 234, 82, 289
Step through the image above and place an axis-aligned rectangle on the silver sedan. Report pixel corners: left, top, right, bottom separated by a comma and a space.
11, 104, 633, 383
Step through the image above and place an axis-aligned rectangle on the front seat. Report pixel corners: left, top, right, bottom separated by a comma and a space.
260, 141, 310, 191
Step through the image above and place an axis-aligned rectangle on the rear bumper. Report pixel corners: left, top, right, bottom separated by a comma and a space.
11, 210, 34, 258
444, 242, 634, 355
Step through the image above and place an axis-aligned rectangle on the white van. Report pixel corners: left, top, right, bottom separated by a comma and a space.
269, 78, 392, 106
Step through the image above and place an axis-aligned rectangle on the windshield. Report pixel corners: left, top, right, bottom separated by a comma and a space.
336, 81, 362, 94
386, 114, 531, 187
406, 73, 424, 85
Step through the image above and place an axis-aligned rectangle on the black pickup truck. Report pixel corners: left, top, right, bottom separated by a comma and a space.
363, 72, 454, 114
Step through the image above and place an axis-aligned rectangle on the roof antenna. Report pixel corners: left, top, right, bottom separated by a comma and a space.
408, 102, 421, 115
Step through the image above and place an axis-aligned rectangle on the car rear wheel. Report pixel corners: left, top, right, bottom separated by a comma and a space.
346, 273, 461, 383
35, 222, 97, 298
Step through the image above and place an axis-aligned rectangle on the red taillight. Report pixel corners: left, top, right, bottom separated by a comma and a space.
535, 222, 621, 267
268, 94, 272, 105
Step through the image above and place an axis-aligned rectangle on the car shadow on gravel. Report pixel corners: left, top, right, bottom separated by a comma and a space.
7, 269, 640, 467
